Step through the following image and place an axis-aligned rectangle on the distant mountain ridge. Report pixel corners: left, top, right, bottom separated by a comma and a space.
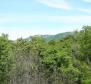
43, 32, 73, 41
26, 32, 73, 41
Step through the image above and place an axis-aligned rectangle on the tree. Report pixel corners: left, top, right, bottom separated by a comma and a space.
0, 35, 13, 84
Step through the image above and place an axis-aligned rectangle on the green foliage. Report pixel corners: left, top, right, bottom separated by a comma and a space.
0, 26, 91, 84
0, 35, 13, 84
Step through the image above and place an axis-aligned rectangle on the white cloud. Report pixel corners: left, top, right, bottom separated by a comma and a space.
39, 15, 91, 25
0, 15, 91, 25
0, 17, 32, 24
0, 28, 36, 40
83, 0, 91, 3
78, 8, 91, 14
37, 0, 71, 10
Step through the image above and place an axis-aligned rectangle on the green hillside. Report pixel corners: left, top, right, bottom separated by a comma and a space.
43, 32, 73, 41
26, 32, 73, 41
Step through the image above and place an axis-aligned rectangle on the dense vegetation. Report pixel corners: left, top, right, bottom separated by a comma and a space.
0, 26, 91, 84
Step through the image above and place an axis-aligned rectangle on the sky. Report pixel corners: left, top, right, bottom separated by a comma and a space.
0, 0, 91, 40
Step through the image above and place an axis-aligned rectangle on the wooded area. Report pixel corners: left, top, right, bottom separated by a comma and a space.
0, 26, 91, 84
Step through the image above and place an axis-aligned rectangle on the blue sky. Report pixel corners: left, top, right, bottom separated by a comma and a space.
0, 0, 91, 40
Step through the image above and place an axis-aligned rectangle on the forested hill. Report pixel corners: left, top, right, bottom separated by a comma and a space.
0, 26, 91, 84
42, 32, 74, 41
26, 32, 73, 41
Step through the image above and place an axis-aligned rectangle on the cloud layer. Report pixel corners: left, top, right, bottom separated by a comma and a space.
0, 17, 32, 24
38, 0, 71, 10
38, 0, 91, 13
83, 0, 91, 3
0, 15, 91, 25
